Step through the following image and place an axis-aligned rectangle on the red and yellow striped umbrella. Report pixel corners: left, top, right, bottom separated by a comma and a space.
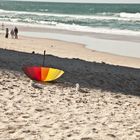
23, 66, 64, 82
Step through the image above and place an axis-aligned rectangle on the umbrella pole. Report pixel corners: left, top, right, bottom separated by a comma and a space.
42, 50, 46, 66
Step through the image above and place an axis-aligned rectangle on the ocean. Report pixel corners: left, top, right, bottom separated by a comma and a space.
0, 1, 140, 35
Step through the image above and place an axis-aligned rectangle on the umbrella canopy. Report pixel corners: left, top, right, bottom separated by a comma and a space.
23, 66, 64, 82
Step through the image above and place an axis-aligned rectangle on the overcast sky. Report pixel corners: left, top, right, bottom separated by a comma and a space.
9, 0, 140, 3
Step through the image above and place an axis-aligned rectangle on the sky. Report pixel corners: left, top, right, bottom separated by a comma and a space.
8, 0, 140, 3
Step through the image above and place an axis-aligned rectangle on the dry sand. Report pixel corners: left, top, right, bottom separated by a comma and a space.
0, 31, 140, 140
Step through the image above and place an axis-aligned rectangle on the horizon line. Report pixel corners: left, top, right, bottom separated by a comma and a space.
5, 0, 140, 4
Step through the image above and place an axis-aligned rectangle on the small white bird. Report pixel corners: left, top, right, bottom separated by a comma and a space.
75, 83, 80, 93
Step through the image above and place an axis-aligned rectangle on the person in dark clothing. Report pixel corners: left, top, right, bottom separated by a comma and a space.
10, 29, 14, 39
5, 28, 9, 38
14, 26, 18, 39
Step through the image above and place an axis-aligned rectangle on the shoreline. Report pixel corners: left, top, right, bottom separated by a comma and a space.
20, 31, 140, 59
2, 22, 140, 42
2, 22, 140, 58
0, 23, 140, 68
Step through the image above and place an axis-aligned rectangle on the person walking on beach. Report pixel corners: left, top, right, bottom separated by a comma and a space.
5, 28, 9, 38
2, 23, 4, 30
10, 29, 14, 39
14, 26, 18, 39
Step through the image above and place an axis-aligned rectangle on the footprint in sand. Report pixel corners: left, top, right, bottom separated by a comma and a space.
81, 137, 93, 140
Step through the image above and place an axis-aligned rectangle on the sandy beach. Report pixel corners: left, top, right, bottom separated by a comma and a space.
0, 26, 140, 140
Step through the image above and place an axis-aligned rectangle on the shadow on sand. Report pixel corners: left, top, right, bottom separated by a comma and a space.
0, 48, 140, 96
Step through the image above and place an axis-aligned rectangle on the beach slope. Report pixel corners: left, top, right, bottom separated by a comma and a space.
0, 34, 140, 140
